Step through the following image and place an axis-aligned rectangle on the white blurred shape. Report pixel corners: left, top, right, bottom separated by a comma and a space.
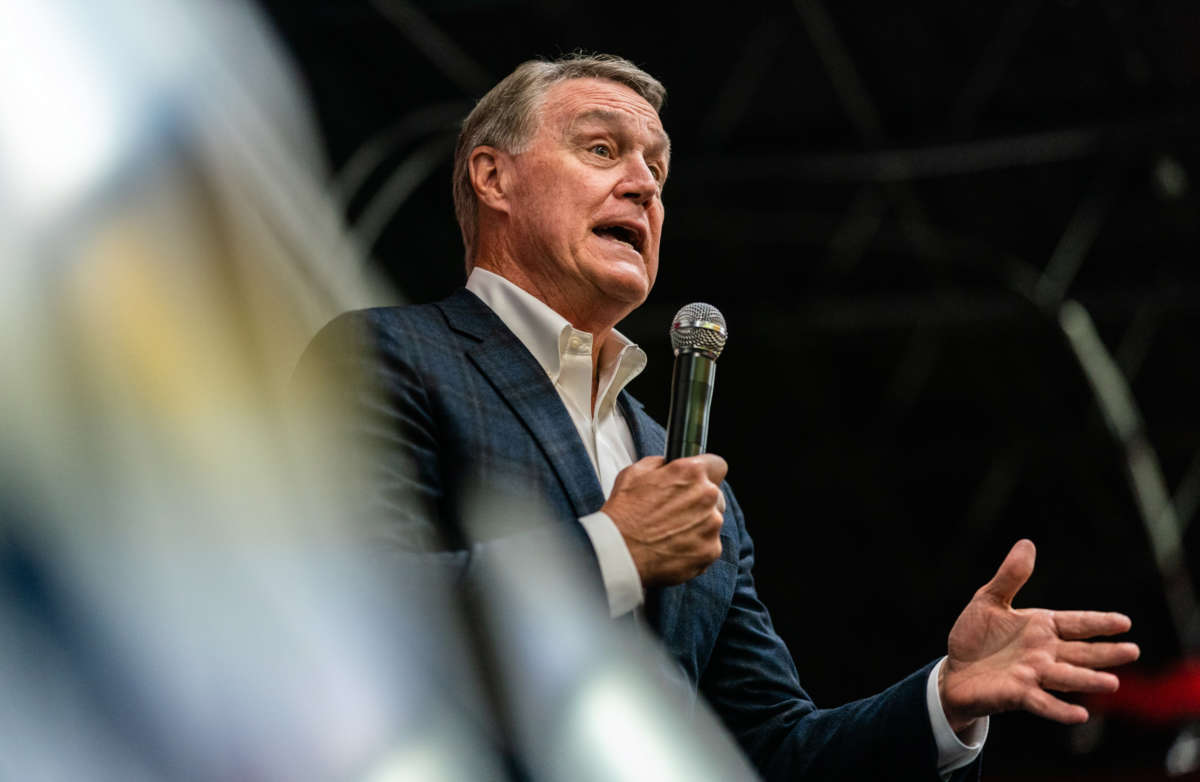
1166, 726, 1200, 777
0, 0, 132, 226
464, 491, 760, 782
363, 724, 500, 782
566, 666, 733, 782
364, 746, 453, 782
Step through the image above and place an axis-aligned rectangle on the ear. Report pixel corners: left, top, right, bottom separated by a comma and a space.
469, 146, 512, 214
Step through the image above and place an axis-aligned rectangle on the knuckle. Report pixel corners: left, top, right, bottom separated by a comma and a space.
1024, 613, 1056, 640
1033, 609, 1056, 627
635, 457, 660, 474
1014, 663, 1040, 688
669, 458, 699, 481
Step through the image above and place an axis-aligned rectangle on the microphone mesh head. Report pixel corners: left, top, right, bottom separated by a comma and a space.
669, 302, 728, 358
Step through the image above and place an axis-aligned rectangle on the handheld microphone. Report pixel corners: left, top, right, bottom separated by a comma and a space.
665, 303, 728, 461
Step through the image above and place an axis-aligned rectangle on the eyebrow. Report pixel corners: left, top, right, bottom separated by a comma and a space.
567, 109, 671, 161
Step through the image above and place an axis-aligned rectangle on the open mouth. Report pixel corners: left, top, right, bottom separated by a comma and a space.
592, 224, 643, 253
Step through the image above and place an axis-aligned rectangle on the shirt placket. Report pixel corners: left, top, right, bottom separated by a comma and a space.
558, 329, 598, 468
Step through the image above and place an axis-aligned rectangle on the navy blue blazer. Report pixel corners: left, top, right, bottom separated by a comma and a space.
295, 288, 979, 781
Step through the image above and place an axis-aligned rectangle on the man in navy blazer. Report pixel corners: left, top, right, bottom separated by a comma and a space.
295, 54, 1139, 780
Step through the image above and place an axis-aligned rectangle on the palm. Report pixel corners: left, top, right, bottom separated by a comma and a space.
939, 540, 1139, 731
949, 600, 1036, 665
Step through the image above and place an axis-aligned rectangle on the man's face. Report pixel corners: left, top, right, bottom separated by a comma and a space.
504, 77, 669, 318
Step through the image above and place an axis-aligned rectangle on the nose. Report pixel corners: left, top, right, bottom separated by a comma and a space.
618, 156, 660, 206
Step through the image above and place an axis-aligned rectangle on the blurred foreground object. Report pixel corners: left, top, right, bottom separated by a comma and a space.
0, 0, 451, 777
453, 489, 761, 782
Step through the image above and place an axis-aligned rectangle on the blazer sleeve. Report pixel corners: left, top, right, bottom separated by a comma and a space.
290, 309, 607, 602
699, 486, 981, 781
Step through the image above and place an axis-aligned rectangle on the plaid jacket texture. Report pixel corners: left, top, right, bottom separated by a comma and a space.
294, 287, 977, 781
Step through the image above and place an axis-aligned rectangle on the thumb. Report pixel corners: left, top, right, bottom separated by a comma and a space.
981, 539, 1036, 605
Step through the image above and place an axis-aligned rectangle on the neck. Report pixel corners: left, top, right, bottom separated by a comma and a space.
480, 257, 627, 356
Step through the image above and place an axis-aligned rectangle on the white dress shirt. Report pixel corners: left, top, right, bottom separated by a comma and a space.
464, 267, 986, 775
466, 268, 647, 616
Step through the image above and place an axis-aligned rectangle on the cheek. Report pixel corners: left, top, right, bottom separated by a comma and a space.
518, 161, 571, 218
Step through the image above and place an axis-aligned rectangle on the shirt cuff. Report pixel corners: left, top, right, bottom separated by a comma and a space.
926, 657, 988, 778
578, 511, 644, 618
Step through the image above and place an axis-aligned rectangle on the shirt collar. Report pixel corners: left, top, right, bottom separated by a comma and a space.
465, 267, 646, 399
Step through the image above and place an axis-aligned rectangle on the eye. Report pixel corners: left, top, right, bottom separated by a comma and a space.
649, 164, 665, 182
590, 143, 613, 158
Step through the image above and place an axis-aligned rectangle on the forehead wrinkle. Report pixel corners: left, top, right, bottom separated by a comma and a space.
565, 108, 671, 161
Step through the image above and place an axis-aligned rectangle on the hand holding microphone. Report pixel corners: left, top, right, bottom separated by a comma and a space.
602, 303, 730, 586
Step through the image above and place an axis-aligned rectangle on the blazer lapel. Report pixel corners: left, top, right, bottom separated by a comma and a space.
437, 289, 607, 518
618, 391, 661, 460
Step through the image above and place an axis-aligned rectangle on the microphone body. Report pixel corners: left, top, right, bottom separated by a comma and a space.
665, 351, 716, 460
664, 303, 728, 462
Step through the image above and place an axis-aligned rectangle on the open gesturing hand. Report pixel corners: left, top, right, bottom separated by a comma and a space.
939, 539, 1140, 733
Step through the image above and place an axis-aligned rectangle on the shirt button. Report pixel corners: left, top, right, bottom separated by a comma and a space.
568, 336, 583, 351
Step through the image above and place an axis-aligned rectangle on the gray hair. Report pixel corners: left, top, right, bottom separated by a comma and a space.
451, 53, 666, 271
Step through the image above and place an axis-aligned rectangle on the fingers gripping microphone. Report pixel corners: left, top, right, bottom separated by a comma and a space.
665, 303, 728, 461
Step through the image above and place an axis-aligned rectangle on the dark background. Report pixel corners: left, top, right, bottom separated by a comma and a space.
260, 1, 1200, 776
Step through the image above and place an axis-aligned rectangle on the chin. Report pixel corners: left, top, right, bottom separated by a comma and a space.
596, 267, 650, 303
580, 252, 655, 312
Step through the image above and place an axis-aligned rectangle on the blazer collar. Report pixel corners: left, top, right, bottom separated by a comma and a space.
436, 287, 501, 341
